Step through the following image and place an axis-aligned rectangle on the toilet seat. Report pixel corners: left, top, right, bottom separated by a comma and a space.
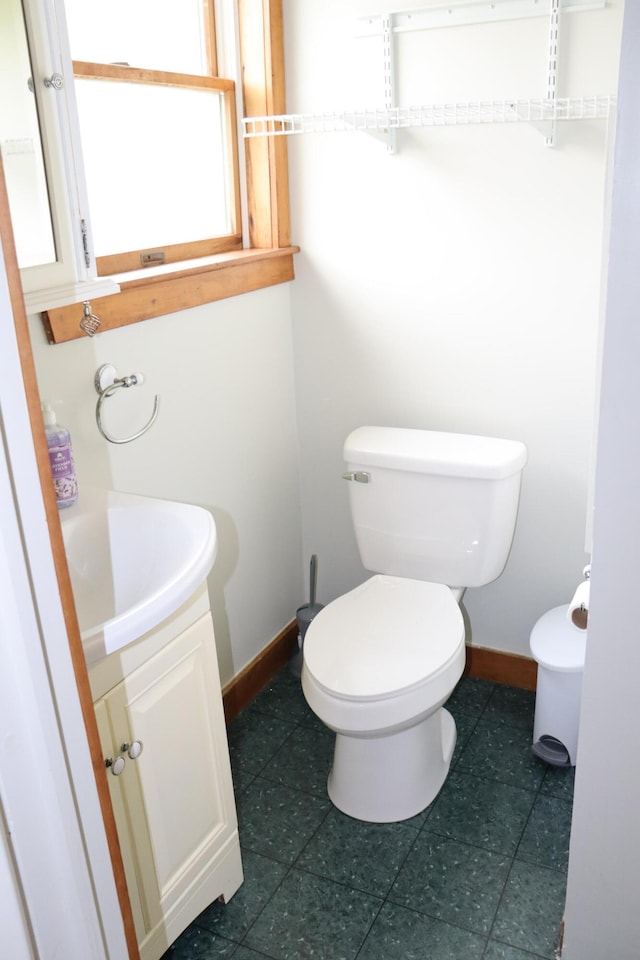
304, 575, 465, 703
301, 574, 467, 820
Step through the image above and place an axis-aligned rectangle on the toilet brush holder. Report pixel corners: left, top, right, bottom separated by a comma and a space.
290, 555, 323, 678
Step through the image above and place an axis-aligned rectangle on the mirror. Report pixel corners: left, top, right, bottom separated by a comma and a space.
0, 0, 56, 268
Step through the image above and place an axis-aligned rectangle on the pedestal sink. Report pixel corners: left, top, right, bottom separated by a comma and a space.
60, 488, 217, 664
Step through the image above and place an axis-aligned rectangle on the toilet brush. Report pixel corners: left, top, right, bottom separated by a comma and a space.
290, 555, 324, 678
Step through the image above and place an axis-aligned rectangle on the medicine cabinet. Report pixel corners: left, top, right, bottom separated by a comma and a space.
1, 0, 118, 312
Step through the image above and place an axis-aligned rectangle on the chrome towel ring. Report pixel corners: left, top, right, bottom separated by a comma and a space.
94, 364, 160, 444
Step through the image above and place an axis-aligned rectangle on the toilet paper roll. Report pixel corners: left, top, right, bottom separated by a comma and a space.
567, 580, 590, 630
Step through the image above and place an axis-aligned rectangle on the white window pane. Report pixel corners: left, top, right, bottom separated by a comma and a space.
65, 0, 209, 75
75, 80, 230, 256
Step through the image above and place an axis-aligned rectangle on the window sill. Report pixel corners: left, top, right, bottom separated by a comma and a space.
41, 245, 299, 344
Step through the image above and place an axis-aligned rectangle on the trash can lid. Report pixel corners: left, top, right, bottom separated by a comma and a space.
530, 604, 587, 672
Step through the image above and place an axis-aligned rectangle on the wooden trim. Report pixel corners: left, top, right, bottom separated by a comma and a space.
0, 157, 140, 959
220, 630, 537, 730
43, 246, 298, 343
265, 0, 291, 249
224, 81, 243, 239
222, 620, 298, 723
465, 644, 538, 691
239, 0, 291, 249
202, 0, 218, 76
96, 235, 243, 277
73, 60, 234, 92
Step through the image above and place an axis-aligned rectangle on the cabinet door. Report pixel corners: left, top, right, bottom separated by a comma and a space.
103, 613, 238, 946
93, 699, 148, 943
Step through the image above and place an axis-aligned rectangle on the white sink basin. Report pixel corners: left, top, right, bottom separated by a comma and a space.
60, 489, 217, 664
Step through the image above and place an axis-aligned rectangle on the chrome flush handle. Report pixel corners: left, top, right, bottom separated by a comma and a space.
341, 471, 370, 483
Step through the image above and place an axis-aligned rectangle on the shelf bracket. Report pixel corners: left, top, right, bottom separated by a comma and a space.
383, 15, 397, 154
544, 0, 562, 146
361, 15, 398, 152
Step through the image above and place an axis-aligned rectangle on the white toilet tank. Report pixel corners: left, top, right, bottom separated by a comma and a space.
344, 426, 527, 588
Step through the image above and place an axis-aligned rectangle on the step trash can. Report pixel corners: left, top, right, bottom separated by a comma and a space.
529, 604, 587, 767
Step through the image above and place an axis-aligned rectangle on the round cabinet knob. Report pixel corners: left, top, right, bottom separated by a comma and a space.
105, 756, 126, 776
121, 740, 143, 760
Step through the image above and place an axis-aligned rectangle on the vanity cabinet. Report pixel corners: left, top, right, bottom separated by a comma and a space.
89, 591, 243, 960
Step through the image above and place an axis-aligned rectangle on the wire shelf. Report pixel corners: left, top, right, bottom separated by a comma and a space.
242, 95, 615, 138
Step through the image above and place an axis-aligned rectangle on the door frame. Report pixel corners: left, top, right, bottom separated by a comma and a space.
0, 155, 136, 958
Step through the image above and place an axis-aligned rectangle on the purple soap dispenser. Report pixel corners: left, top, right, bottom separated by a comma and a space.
41, 400, 78, 509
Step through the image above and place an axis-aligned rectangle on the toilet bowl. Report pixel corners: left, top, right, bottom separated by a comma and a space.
300, 425, 527, 823
302, 575, 466, 822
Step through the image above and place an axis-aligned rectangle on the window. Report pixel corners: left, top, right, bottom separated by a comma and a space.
65, 0, 241, 275
43, 0, 296, 343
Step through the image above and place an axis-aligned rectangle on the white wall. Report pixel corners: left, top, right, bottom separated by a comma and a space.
562, 1, 640, 953
284, 0, 623, 657
28, 284, 303, 685
26, 1, 623, 684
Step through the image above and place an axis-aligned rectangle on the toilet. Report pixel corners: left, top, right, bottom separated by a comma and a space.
301, 426, 527, 823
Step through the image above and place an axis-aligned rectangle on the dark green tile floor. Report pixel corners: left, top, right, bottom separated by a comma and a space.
162, 669, 574, 960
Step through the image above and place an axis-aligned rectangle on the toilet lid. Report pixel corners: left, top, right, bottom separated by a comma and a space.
304, 575, 465, 701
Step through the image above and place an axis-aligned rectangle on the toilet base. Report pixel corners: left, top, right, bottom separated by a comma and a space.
326, 707, 457, 823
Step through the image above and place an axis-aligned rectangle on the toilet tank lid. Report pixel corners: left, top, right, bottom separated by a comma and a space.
344, 426, 527, 480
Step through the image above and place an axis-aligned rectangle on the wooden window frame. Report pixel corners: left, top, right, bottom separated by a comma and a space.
43, 0, 297, 344
72, 61, 243, 276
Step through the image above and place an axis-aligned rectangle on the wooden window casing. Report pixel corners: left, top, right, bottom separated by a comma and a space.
43, 0, 297, 344
72, 61, 243, 276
